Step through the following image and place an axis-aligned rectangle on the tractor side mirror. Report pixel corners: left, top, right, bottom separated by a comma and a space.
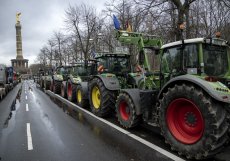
139, 50, 145, 65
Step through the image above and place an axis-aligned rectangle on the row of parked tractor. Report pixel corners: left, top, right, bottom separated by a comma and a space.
0, 64, 20, 100
37, 28, 230, 160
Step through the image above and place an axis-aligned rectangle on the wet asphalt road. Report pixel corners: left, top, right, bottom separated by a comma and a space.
0, 81, 173, 161
0, 80, 230, 161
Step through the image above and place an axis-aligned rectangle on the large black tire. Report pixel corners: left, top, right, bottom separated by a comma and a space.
76, 85, 88, 108
115, 92, 141, 128
159, 84, 229, 160
61, 82, 67, 98
67, 80, 76, 102
40, 79, 44, 89
53, 81, 61, 94
50, 81, 54, 91
89, 77, 116, 117
44, 80, 51, 90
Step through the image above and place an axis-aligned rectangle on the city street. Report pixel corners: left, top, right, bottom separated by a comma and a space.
0, 81, 230, 161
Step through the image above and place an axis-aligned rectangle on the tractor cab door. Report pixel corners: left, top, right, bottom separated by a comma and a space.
160, 43, 200, 87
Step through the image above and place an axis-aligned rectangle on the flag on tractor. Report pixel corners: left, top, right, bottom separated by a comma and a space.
113, 15, 120, 30
126, 21, 132, 32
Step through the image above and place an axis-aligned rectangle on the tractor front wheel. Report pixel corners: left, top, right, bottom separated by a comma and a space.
50, 81, 53, 91
76, 85, 88, 108
61, 83, 67, 98
116, 92, 140, 128
54, 81, 61, 94
44, 81, 50, 90
159, 84, 229, 159
89, 78, 116, 117
67, 80, 76, 102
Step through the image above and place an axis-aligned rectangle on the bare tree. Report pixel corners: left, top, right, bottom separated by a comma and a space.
65, 3, 100, 61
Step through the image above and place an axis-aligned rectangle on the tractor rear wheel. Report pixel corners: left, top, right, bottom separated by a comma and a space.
76, 85, 88, 108
50, 81, 53, 91
44, 81, 50, 90
89, 78, 116, 117
53, 81, 61, 94
67, 80, 76, 102
40, 80, 44, 89
159, 84, 229, 159
61, 83, 67, 98
116, 92, 140, 128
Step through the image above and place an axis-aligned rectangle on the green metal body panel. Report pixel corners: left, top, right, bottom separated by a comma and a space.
115, 30, 162, 72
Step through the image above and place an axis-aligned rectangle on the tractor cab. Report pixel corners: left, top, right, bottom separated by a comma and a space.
92, 52, 144, 88
94, 52, 131, 76
55, 66, 72, 81
70, 62, 93, 81
160, 38, 230, 87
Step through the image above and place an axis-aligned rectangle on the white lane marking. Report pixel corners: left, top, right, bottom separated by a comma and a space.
128, 134, 185, 161
54, 94, 185, 161
26, 123, 33, 150
26, 95, 27, 100
26, 104, 29, 111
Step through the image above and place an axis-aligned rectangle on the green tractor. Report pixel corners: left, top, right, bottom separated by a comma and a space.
50, 66, 70, 94
87, 29, 162, 117
37, 69, 45, 88
60, 63, 92, 103
72, 61, 94, 107
114, 33, 230, 159
43, 67, 53, 90
88, 51, 145, 117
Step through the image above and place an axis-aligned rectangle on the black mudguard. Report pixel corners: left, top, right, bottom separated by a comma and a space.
95, 75, 120, 91
158, 74, 230, 103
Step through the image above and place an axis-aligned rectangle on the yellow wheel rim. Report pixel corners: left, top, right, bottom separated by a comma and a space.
77, 89, 82, 103
92, 86, 101, 109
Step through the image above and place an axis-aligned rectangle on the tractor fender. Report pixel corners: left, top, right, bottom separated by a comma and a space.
94, 75, 120, 91
77, 81, 88, 99
158, 74, 230, 103
120, 89, 142, 115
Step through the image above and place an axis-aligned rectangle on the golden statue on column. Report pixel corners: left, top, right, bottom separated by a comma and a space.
16, 12, 21, 23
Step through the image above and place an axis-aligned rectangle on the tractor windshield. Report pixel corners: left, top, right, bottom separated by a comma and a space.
72, 65, 91, 76
203, 44, 228, 76
97, 55, 131, 74
56, 67, 71, 75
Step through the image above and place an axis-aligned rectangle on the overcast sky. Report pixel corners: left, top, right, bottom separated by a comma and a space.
0, 0, 106, 66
